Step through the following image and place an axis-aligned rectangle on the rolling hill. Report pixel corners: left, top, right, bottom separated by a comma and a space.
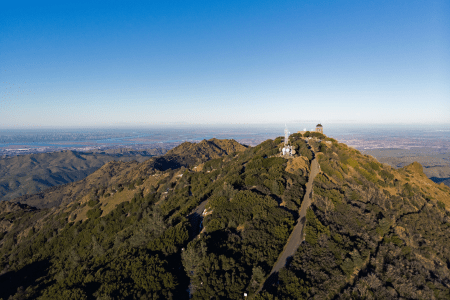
10, 139, 247, 209
0, 149, 166, 202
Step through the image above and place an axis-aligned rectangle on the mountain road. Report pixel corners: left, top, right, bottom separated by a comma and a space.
256, 155, 320, 294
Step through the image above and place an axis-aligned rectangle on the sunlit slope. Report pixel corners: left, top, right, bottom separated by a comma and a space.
0, 149, 165, 202
11, 139, 247, 209
259, 136, 450, 299
362, 148, 450, 188
1, 135, 450, 299
0, 136, 311, 299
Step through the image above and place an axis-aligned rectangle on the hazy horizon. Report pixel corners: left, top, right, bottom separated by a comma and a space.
1, 123, 449, 152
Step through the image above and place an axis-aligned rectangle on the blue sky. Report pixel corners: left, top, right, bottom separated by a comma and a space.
1, 0, 449, 127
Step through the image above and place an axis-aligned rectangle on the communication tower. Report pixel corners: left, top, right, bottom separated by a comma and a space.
281, 124, 294, 156
284, 125, 289, 146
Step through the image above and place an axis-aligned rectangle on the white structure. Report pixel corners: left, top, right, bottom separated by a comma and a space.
284, 125, 289, 146
281, 125, 294, 156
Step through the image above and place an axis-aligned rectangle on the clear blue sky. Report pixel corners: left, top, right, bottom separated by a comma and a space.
1, 0, 449, 127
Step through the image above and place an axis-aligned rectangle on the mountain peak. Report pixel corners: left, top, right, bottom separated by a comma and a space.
403, 161, 425, 174
2, 137, 450, 299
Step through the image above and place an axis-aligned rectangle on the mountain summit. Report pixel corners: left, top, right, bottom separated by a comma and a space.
1, 134, 449, 299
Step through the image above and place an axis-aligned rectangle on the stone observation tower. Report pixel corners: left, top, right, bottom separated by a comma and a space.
315, 123, 323, 134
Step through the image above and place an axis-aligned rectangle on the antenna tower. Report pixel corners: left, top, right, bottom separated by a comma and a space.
284, 124, 289, 146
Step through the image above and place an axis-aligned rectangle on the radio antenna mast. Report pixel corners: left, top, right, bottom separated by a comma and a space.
284, 124, 289, 146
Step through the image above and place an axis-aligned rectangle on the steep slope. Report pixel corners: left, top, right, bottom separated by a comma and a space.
0, 136, 308, 299
10, 139, 247, 209
13, 160, 141, 209
259, 137, 450, 299
1, 135, 449, 300
0, 149, 166, 202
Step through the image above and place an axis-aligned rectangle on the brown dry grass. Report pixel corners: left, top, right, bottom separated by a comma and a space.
193, 163, 204, 172
285, 156, 310, 175
399, 162, 450, 211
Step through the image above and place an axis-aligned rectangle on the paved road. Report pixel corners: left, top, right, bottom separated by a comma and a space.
256, 156, 320, 294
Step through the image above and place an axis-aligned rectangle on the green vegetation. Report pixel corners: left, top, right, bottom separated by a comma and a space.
259, 136, 450, 300
1, 136, 450, 299
0, 137, 308, 299
0, 149, 165, 203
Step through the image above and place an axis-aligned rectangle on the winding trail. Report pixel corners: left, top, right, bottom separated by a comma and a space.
256, 154, 321, 294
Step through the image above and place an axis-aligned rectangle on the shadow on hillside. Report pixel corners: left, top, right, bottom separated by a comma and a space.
430, 177, 450, 187
262, 271, 279, 293
0, 259, 51, 299
187, 211, 203, 240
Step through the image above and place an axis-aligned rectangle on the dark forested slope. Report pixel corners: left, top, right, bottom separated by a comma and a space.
1, 134, 449, 300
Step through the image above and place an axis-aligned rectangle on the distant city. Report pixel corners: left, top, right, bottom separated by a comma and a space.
1, 124, 449, 157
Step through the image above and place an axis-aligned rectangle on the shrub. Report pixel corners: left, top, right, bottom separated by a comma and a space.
356, 167, 377, 183
318, 142, 328, 153
86, 207, 102, 219
88, 199, 100, 207
347, 158, 358, 168
369, 161, 380, 171
379, 169, 394, 181
305, 209, 330, 245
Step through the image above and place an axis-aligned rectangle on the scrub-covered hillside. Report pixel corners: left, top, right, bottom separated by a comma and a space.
1, 134, 449, 300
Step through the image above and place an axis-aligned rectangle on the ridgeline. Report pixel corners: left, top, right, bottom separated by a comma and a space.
0, 148, 167, 202
0, 134, 449, 299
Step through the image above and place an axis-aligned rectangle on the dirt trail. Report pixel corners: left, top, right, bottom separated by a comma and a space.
256, 154, 320, 294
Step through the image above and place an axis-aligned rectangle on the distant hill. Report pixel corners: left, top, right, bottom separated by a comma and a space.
0, 148, 166, 202
146, 138, 248, 170
1, 135, 449, 299
11, 139, 247, 209
363, 148, 450, 188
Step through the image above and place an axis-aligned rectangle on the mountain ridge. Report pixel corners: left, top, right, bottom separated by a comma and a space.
0, 149, 167, 202
1, 134, 449, 299
9, 138, 247, 209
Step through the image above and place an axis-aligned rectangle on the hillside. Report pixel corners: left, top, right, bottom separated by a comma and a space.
362, 148, 450, 188
1, 134, 449, 299
146, 138, 248, 171
0, 149, 166, 202
10, 139, 247, 209
258, 136, 450, 299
